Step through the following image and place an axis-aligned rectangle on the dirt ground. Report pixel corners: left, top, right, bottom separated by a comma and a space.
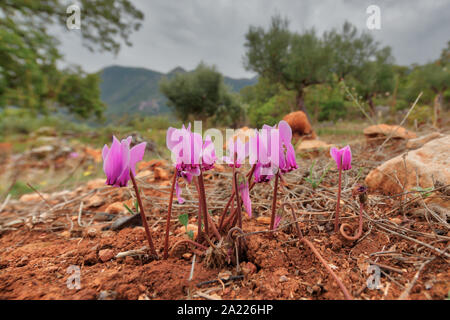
0, 135, 448, 300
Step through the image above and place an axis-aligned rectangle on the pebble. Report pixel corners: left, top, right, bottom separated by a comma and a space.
105, 202, 128, 215
97, 290, 117, 300
98, 249, 114, 262
154, 167, 169, 180
110, 214, 142, 231
279, 275, 289, 283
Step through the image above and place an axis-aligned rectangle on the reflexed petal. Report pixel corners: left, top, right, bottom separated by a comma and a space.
129, 142, 146, 176
330, 147, 341, 170
102, 145, 109, 162
342, 145, 352, 170
166, 127, 179, 151
239, 181, 252, 218
278, 120, 292, 145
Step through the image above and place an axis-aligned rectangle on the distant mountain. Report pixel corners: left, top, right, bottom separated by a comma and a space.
99, 65, 257, 120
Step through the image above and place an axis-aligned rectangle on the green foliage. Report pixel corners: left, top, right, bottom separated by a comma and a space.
160, 63, 242, 123
178, 213, 194, 240
247, 89, 295, 127
0, 1, 143, 119
244, 15, 332, 113
411, 186, 434, 198
212, 92, 245, 128
407, 105, 433, 126
318, 100, 347, 122
304, 161, 332, 189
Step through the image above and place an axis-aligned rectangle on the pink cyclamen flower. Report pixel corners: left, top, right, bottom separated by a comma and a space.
202, 135, 217, 171
277, 120, 298, 174
330, 145, 352, 170
223, 136, 249, 168
102, 136, 146, 187
166, 124, 217, 203
250, 121, 297, 182
238, 180, 252, 218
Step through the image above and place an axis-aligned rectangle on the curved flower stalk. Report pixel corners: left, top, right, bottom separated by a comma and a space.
340, 184, 367, 241
102, 136, 158, 258
330, 145, 352, 233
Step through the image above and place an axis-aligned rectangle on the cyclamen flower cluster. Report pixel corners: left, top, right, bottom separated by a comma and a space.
166, 124, 216, 203
100, 125, 355, 299
224, 120, 298, 183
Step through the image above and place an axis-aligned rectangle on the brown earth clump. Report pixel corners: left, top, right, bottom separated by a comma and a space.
283, 111, 317, 141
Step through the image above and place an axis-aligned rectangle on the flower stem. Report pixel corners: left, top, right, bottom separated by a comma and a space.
197, 172, 209, 238
194, 178, 221, 241
163, 170, 178, 259
340, 204, 364, 241
335, 166, 342, 233
218, 165, 255, 231
129, 170, 158, 258
269, 172, 280, 231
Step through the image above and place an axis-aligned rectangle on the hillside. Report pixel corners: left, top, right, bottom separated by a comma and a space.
99, 65, 257, 120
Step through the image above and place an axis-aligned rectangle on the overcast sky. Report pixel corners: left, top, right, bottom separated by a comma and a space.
58, 0, 450, 78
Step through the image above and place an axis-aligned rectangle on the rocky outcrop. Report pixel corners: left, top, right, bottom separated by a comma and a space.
365, 135, 450, 194
283, 111, 316, 140
364, 124, 416, 140
406, 132, 444, 150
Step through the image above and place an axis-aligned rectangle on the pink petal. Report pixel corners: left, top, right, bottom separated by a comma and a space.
342, 145, 352, 170
175, 179, 185, 204
239, 182, 252, 218
330, 147, 341, 170
278, 120, 292, 145
129, 142, 146, 176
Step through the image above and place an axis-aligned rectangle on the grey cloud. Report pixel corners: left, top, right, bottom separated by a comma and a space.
57, 0, 450, 78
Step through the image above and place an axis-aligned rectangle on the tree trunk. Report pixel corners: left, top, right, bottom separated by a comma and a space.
433, 92, 443, 128
367, 94, 376, 118
296, 89, 311, 123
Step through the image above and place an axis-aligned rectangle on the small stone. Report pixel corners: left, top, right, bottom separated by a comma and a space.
176, 224, 198, 239
93, 212, 115, 222
86, 195, 105, 208
97, 290, 117, 300
138, 294, 150, 300
390, 217, 402, 225
110, 214, 142, 231
105, 202, 127, 215
20, 193, 48, 203
256, 216, 271, 225
154, 167, 169, 180
279, 275, 289, 283
182, 253, 193, 260
85, 227, 98, 238
60, 231, 71, 238
99, 249, 114, 262
241, 262, 257, 275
